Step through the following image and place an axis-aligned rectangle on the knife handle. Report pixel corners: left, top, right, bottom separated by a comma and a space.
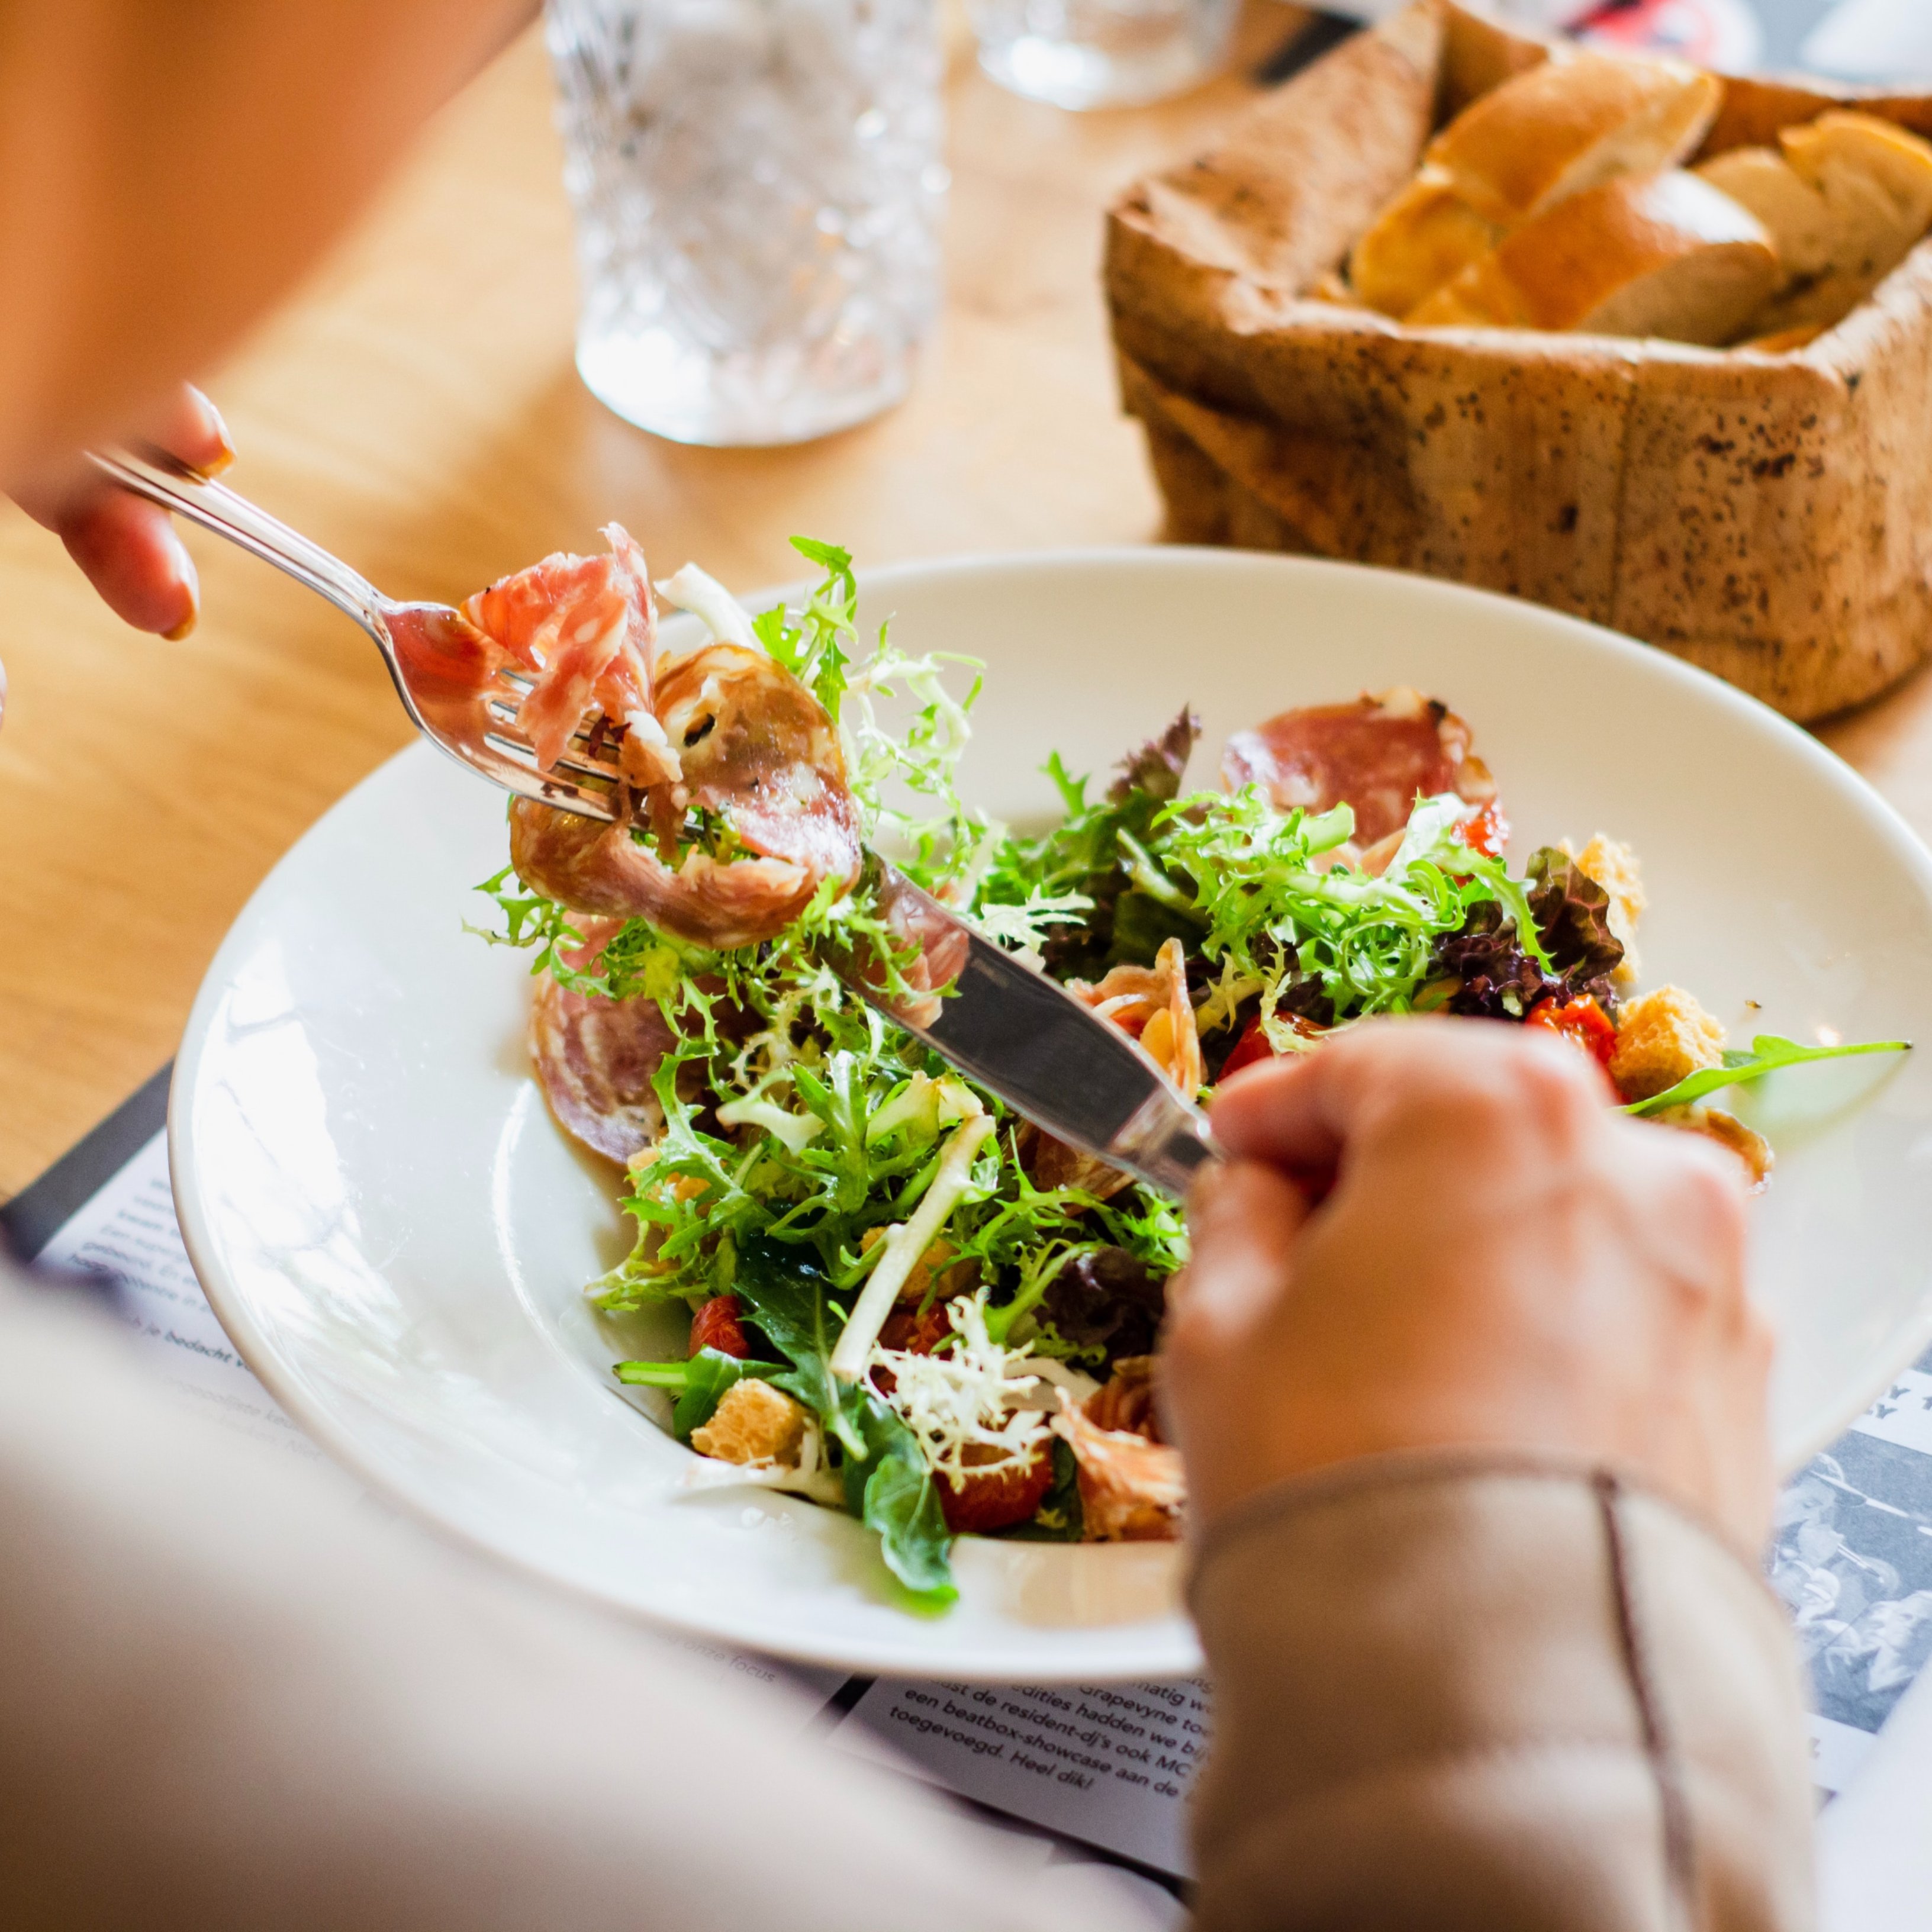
1112, 1089, 1224, 1199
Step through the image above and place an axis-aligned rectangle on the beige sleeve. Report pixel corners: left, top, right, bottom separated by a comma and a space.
1187, 1454, 1815, 1932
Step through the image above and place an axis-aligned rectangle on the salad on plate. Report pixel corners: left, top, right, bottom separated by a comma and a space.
462, 530, 1905, 1608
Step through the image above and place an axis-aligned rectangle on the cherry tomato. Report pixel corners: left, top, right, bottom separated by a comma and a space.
938, 1442, 1057, 1534
1525, 993, 1617, 1072
878, 1300, 952, 1355
1458, 798, 1510, 858
688, 1293, 749, 1359
869, 1299, 954, 1398
1219, 1016, 1278, 1078
1219, 1012, 1325, 1080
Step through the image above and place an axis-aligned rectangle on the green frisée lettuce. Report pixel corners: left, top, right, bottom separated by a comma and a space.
1151, 787, 1551, 1045
975, 728, 1197, 980
1623, 1033, 1911, 1118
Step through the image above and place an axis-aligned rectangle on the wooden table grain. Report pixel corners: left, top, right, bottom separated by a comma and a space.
2, 7, 1928, 1194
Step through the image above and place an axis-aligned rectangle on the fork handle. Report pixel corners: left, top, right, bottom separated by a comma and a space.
86, 446, 384, 630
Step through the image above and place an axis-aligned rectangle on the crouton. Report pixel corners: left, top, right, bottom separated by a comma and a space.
1610, 984, 1726, 1100
1654, 1105, 1773, 1191
690, 1380, 807, 1466
1563, 834, 1646, 981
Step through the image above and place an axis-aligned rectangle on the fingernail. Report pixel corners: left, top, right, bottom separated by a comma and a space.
162, 544, 200, 640
201, 397, 236, 475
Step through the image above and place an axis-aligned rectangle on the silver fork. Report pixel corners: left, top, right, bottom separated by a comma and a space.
88, 445, 623, 823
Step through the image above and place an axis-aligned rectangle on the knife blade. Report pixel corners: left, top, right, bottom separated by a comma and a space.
827, 853, 1223, 1200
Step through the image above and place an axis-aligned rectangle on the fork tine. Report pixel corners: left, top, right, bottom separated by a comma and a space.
482, 725, 623, 783
479, 664, 629, 772
481, 691, 628, 788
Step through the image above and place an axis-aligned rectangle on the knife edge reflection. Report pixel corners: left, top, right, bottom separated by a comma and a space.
833, 855, 1223, 1200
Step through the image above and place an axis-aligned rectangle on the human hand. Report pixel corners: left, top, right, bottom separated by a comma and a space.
9, 385, 231, 640
1164, 1019, 1773, 1553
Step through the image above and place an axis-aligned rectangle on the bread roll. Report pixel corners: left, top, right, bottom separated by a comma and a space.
1424, 51, 1721, 226
1408, 170, 1780, 344
1348, 168, 1503, 315
1715, 111, 1932, 335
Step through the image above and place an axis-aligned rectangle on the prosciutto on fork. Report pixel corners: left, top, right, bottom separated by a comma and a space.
463, 529, 862, 951
463, 524, 674, 792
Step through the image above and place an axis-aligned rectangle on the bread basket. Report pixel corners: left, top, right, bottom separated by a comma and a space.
1105, 1, 1932, 722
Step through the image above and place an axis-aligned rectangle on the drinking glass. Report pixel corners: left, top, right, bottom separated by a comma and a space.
546, 0, 947, 447
967, 0, 1239, 110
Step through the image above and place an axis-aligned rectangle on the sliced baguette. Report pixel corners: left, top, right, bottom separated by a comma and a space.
1788, 111, 1932, 237
1696, 145, 1837, 279
1408, 170, 1779, 344
1751, 111, 1932, 333
1424, 51, 1721, 226
1348, 167, 1504, 315
1701, 111, 1932, 327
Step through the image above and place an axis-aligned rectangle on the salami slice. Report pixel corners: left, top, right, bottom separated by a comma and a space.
510, 800, 819, 952
1222, 687, 1496, 848
529, 919, 676, 1163
652, 643, 861, 884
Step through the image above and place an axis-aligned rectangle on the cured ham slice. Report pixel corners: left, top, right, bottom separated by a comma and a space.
1052, 1374, 1184, 1542
469, 538, 861, 952
464, 524, 670, 788
1031, 938, 1202, 1200
1069, 937, 1202, 1098
507, 644, 862, 951
510, 800, 821, 952
529, 919, 678, 1162
1222, 686, 1497, 848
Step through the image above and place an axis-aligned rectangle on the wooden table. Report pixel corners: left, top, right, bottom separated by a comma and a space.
3, 7, 1930, 1195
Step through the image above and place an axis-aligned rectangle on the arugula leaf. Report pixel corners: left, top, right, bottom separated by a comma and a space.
1624, 1033, 1910, 1118
839, 1386, 958, 1606
730, 1238, 865, 1457
613, 1350, 782, 1438
975, 720, 1202, 978
733, 1238, 956, 1604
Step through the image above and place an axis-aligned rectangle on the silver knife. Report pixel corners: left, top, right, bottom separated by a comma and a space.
830, 853, 1223, 1200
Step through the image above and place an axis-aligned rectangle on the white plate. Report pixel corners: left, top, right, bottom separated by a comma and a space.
172, 549, 1932, 1680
